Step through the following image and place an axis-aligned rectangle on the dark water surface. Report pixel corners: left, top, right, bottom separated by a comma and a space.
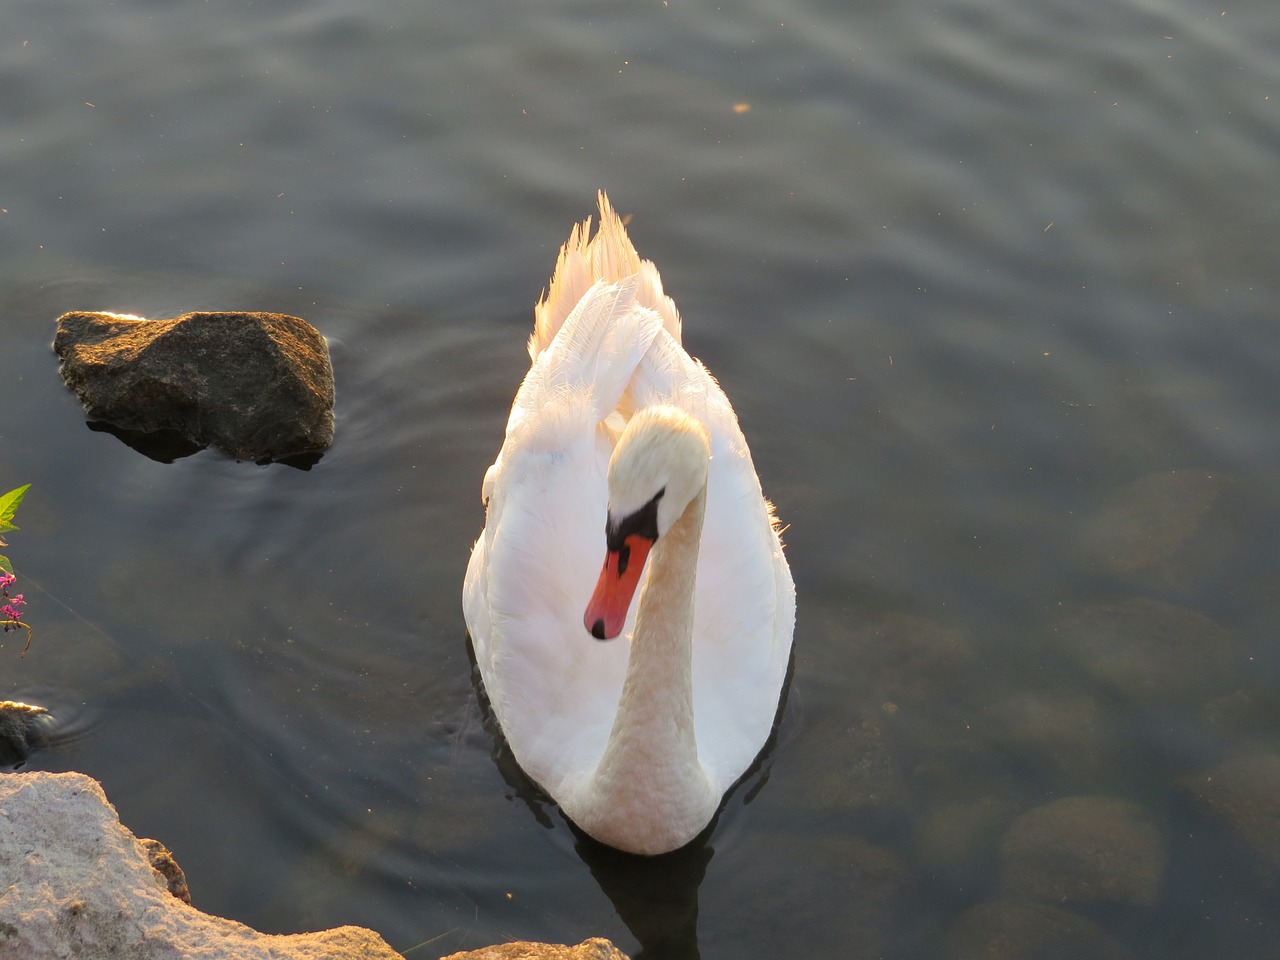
3, 1, 1279, 957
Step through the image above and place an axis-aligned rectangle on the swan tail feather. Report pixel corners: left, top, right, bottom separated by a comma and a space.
530, 191, 681, 360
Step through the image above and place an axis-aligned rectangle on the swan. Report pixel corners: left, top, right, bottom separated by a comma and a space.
462, 192, 795, 855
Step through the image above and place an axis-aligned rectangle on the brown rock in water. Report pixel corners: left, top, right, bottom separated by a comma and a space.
53, 311, 335, 462
996, 795, 1167, 906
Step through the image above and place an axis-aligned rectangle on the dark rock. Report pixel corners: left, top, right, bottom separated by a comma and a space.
996, 795, 1167, 906
54, 311, 335, 462
139, 838, 192, 905
0, 700, 54, 769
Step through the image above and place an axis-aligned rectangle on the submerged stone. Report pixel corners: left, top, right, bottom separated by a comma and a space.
980, 690, 1115, 783
1078, 469, 1227, 588
1052, 597, 1238, 707
1183, 753, 1280, 879
913, 793, 1018, 886
53, 310, 335, 463
996, 795, 1167, 907
714, 830, 908, 960
944, 900, 1135, 960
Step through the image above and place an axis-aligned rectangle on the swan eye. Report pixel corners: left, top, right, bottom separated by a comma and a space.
605, 487, 664, 553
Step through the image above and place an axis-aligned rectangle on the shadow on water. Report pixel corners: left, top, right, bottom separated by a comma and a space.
467, 635, 797, 960
84, 420, 323, 469
86, 420, 205, 463
573, 829, 713, 960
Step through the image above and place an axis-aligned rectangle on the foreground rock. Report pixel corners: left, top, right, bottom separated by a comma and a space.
0, 771, 399, 959
54, 311, 335, 462
442, 939, 630, 960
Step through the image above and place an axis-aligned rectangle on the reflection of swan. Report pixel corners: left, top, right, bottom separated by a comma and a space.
463, 193, 795, 855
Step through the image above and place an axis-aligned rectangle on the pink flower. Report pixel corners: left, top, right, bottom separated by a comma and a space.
0, 572, 13, 589
3, 595, 23, 621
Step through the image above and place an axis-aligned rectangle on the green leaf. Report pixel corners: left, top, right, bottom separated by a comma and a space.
0, 555, 11, 574
0, 485, 30, 531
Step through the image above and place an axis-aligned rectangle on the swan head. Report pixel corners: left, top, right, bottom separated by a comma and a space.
584, 405, 710, 641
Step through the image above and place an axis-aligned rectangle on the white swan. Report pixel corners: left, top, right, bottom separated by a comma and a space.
462, 192, 795, 855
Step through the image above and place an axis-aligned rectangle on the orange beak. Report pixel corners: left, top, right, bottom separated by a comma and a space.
583, 533, 655, 640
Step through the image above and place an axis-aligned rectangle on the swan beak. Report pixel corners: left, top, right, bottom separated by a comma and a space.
583, 534, 654, 641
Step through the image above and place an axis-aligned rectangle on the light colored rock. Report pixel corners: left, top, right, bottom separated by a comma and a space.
53, 310, 335, 462
441, 939, 630, 960
0, 770, 400, 960
996, 795, 1167, 907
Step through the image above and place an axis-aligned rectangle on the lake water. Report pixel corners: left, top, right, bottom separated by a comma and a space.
3, 0, 1279, 957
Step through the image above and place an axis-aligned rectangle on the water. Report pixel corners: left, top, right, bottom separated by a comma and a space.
2, 0, 1279, 957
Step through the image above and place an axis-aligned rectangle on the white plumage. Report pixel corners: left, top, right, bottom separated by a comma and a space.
463, 193, 795, 854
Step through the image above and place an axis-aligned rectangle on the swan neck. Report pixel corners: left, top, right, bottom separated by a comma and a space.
636, 483, 705, 652
616, 482, 705, 744
581, 483, 713, 853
